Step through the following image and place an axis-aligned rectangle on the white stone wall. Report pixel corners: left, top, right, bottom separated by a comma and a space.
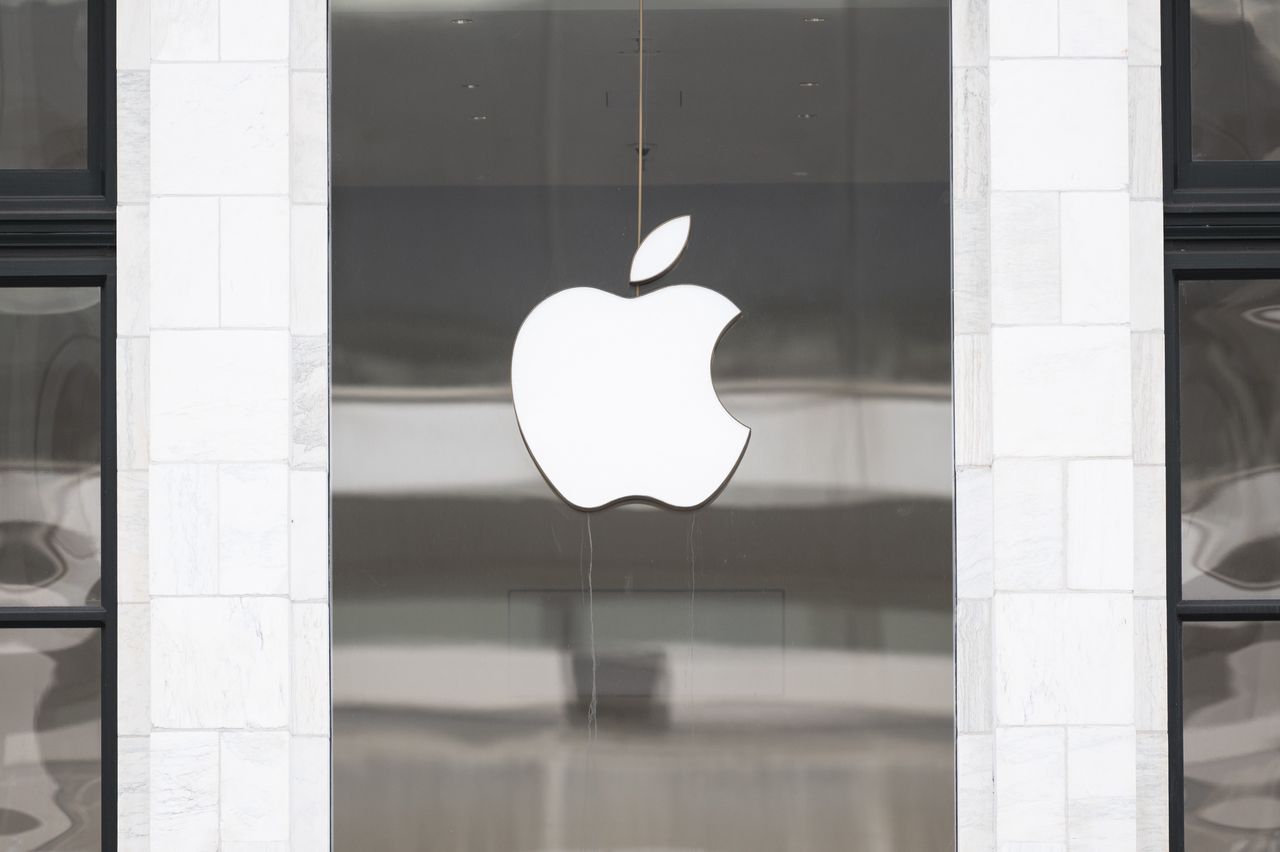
953, 0, 1168, 847
115, 0, 330, 847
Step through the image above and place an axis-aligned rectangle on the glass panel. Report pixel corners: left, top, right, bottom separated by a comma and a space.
333, 0, 952, 849
0, 627, 101, 850
1183, 621, 1280, 849
1190, 0, 1280, 161
1180, 278, 1280, 599
0, 287, 101, 606
0, 0, 90, 169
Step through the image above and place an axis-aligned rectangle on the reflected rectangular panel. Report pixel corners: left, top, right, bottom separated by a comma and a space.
1190, 0, 1280, 161
0, 0, 89, 169
1180, 279, 1280, 599
0, 628, 101, 850
1183, 621, 1280, 849
0, 287, 102, 606
508, 589, 785, 702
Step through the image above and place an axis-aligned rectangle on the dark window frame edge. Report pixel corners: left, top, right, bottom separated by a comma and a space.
0, 0, 116, 214
1163, 247, 1280, 851
0, 251, 117, 851
1161, 0, 1280, 214
0, 0, 118, 845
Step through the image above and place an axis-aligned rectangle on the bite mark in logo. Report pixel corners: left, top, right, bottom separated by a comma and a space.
511, 215, 750, 511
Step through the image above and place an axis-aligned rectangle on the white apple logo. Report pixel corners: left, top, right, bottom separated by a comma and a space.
511, 215, 750, 511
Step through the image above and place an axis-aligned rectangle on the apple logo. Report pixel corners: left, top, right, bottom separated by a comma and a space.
511, 215, 750, 511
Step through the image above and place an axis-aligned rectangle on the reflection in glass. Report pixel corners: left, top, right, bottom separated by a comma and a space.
1179, 279, 1280, 599
0, 0, 89, 169
0, 628, 101, 850
333, 0, 952, 848
1191, 0, 1280, 160
0, 288, 102, 606
1184, 622, 1280, 849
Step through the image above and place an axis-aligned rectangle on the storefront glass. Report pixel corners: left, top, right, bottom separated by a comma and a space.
1190, 0, 1280, 161
0, 288, 102, 607
1180, 278, 1280, 599
0, 627, 101, 849
0, 0, 89, 170
1183, 621, 1280, 847
332, 0, 952, 847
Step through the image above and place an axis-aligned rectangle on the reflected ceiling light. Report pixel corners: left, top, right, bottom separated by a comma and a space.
803, 16, 825, 22
462, 83, 480, 89
471, 114, 488, 120
1244, 305, 1280, 329
797, 113, 817, 119
451, 17, 474, 24
799, 81, 820, 87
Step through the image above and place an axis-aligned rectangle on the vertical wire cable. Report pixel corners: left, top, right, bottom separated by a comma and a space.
585, 513, 597, 740
634, 0, 644, 296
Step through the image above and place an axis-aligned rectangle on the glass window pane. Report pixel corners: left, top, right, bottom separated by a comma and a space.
1183, 621, 1280, 848
0, 0, 90, 169
0, 627, 101, 850
0, 287, 101, 606
1178, 278, 1280, 599
1191, 0, 1280, 161
333, 0, 952, 848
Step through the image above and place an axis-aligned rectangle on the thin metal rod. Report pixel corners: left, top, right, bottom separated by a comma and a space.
1177, 600, 1280, 620
634, 0, 644, 296
0, 606, 109, 623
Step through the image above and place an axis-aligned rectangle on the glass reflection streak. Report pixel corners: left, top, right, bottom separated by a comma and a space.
0, 289, 102, 607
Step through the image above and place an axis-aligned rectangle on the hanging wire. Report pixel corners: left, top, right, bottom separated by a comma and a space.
634, 0, 645, 296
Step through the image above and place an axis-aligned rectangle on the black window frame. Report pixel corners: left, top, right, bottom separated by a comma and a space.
1163, 246, 1280, 851
1163, 0, 1280, 843
0, 0, 116, 227
0, 0, 118, 847
0, 258, 116, 849
1162, 0, 1280, 217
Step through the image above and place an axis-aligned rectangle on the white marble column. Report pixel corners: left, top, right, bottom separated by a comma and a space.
953, 0, 1168, 847
115, 0, 330, 847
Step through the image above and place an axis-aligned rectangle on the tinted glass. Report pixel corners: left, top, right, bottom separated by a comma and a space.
1180, 278, 1280, 599
0, 627, 101, 850
1190, 0, 1280, 161
0, 288, 101, 606
333, 1, 952, 849
0, 0, 90, 169
1183, 621, 1280, 848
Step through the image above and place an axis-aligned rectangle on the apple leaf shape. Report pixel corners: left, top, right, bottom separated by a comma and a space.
629, 215, 691, 285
